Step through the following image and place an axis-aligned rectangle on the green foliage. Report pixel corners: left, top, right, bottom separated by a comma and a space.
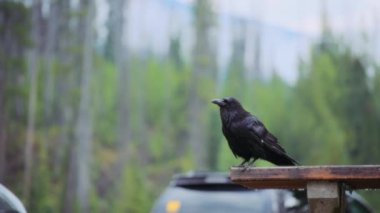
0, 2, 30, 46
29, 139, 57, 213
92, 57, 118, 147
112, 154, 152, 213
292, 49, 348, 164
2, 1, 380, 211
340, 58, 379, 163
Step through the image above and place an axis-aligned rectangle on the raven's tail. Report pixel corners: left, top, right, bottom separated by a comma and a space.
267, 151, 300, 166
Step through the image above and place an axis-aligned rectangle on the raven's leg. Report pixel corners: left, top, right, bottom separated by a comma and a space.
238, 159, 249, 167
242, 158, 257, 171
247, 158, 258, 166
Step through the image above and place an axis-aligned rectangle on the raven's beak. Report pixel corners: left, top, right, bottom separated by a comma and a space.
211, 99, 224, 107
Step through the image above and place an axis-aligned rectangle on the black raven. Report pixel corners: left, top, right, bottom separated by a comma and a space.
212, 97, 299, 166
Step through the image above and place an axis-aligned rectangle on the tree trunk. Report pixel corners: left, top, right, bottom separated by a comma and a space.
109, 0, 131, 180
43, 0, 58, 123
75, 0, 94, 211
0, 0, 29, 185
0, 49, 5, 182
23, 0, 41, 206
0, 5, 6, 179
188, 0, 215, 170
136, 59, 150, 165
115, 0, 130, 151
105, 3, 134, 207
63, 133, 77, 213
61, 107, 76, 213
59, 0, 80, 210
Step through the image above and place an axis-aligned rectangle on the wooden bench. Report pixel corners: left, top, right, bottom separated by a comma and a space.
230, 165, 380, 213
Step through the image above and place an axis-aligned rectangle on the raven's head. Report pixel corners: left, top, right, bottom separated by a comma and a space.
211, 97, 242, 110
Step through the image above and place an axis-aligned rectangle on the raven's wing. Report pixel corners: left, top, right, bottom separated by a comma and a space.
246, 116, 299, 165
244, 116, 286, 153
230, 115, 298, 165
228, 115, 285, 154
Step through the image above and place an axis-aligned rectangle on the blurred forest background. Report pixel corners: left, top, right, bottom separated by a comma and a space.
1, 0, 380, 212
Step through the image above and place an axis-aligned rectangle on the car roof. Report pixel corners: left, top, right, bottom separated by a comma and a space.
0, 184, 26, 213
171, 171, 249, 190
172, 172, 231, 185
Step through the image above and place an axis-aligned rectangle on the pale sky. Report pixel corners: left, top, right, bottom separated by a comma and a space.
95, 0, 380, 83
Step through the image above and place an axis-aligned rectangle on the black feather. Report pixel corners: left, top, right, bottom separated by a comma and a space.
212, 97, 299, 166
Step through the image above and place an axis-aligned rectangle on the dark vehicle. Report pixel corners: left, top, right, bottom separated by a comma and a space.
0, 184, 26, 213
151, 172, 373, 213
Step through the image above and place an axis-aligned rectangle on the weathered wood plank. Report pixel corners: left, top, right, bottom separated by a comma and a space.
230, 165, 380, 189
